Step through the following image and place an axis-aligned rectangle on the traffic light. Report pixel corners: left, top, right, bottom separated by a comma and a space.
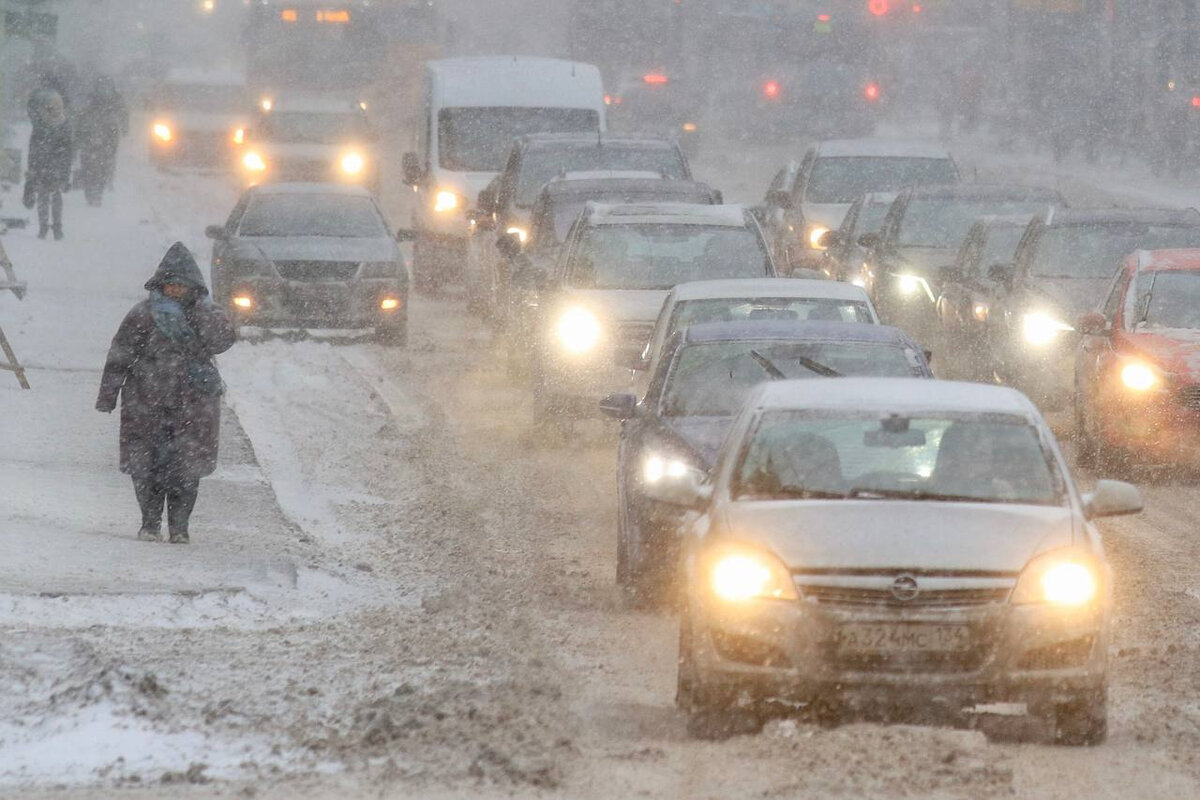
868, 0, 889, 15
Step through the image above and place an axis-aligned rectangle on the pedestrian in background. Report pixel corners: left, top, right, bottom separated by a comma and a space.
96, 243, 236, 544
25, 89, 73, 240
76, 75, 129, 206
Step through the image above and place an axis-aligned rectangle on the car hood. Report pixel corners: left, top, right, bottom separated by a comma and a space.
1124, 329, 1200, 376
722, 500, 1077, 572
662, 416, 735, 467
801, 202, 852, 231
1029, 277, 1113, 318
162, 112, 246, 132
562, 288, 669, 323
257, 142, 359, 160
239, 236, 396, 263
894, 246, 956, 275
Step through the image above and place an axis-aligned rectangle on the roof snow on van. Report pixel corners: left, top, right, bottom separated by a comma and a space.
428, 57, 604, 110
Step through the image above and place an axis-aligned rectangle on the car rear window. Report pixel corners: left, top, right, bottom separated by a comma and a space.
669, 298, 875, 339
516, 145, 688, 207
569, 224, 771, 289
806, 157, 956, 204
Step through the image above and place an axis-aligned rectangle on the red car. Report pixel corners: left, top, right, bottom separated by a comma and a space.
1075, 249, 1200, 468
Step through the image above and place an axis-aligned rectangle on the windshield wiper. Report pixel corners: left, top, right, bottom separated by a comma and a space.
749, 349, 789, 379
844, 487, 1027, 503
749, 349, 842, 379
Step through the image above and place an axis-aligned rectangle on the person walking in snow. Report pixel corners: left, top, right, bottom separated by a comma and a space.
25, 88, 74, 240
96, 243, 236, 544
76, 75, 129, 206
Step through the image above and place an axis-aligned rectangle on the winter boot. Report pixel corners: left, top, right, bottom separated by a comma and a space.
53, 227, 63, 241
168, 530, 189, 544
37, 226, 48, 240
137, 524, 163, 542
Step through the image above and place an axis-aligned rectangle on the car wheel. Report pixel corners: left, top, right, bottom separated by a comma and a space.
677, 612, 762, 739
619, 501, 666, 609
1054, 687, 1108, 746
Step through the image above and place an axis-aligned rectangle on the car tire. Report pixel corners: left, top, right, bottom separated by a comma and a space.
618, 498, 666, 609
1053, 687, 1108, 746
678, 614, 761, 740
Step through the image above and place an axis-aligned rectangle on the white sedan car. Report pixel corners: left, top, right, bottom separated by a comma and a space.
648, 378, 1141, 743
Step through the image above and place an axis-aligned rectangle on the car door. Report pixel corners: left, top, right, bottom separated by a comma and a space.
938, 227, 981, 332
826, 198, 861, 279
211, 195, 249, 302
986, 221, 1040, 373
761, 164, 797, 267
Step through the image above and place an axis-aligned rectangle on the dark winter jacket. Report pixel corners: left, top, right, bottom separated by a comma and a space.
97, 244, 237, 480
27, 121, 74, 189
78, 85, 129, 152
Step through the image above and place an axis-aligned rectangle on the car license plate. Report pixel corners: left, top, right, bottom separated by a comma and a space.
836, 623, 970, 654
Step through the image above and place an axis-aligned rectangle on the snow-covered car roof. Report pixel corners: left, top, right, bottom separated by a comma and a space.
557, 170, 665, 182
265, 95, 364, 114
861, 191, 899, 206
1130, 248, 1200, 272
908, 183, 1063, 202
428, 57, 603, 109
163, 68, 246, 88
520, 133, 677, 149
585, 202, 748, 227
248, 182, 373, 197
682, 321, 916, 349
670, 278, 871, 303
751, 378, 1039, 417
1044, 208, 1200, 227
541, 178, 714, 202
972, 214, 1038, 229
813, 139, 953, 160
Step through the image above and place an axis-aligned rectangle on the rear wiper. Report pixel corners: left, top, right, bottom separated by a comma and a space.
793, 355, 842, 377
749, 349, 789, 379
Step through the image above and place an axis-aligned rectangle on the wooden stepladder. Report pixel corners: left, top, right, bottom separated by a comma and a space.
0, 236, 30, 389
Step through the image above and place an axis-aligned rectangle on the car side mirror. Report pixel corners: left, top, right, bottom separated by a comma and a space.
766, 189, 793, 210
857, 232, 881, 249
641, 466, 713, 509
1084, 479, 1143, 519
402, 152, 422, 186
395, 228, 417, 243
987, 262, 1015, 286
496, 231, 522, 259
205, 224, 227, 240
1076, 311, 1108, 337
599, 392, 637, 420
476, 187, 497, 215
712, 190, 724, 205
817, 229, 840, 249
923, 349, 934, 366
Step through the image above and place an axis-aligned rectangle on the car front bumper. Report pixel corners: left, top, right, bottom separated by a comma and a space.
223, 277, 405, 329
1097, 389, 1200, 462
689, 595, 1107, 712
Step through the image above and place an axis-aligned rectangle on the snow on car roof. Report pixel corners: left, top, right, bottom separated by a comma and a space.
1045, 208, 1200, 227
683, 321, 912, 346
250, 182, 372, 197
862, 191, 899, 205
1130, 248, 1200, 272
813, 139, 952, 159
542, 178, 710, 200
753, 378, 1038, 417
521, 133, 676, 149
428, 57, 603, 109
671, 278, 870, 303
973, 213, 1038, 228
557, 170, 665, 182
267, 95, 363, 114
909, 183, 1062, 201
585, 202, 747, 226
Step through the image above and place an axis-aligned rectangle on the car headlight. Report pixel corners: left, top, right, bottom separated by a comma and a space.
232, 127, 245, 146
1011, 549, 1102, 607
359, 261, 398, 279
893, 272, 934, 302
340, 151, 365, 176
555, 307, 601, 354
643, 452, 692, 484
1120, 361, 1161, 392
506, 226, 528, 243
703, 546, 798, 602
807, 224, 830, 250
152, 122, 173, 143
1022, 311, 1073, 346
433, 190, 460, 213
972, 301, 990, 322
242, 151, 267, 172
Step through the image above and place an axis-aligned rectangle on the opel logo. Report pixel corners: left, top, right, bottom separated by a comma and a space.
891, 574, 920, 602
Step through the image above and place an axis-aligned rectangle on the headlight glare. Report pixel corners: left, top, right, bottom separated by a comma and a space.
555, 307, 601, 354
894, 273, 934, 302
1022, 311, 1073, 346
643, 453, 690, 484
808, 225, 830, 250
705, 547, 797, 602
340, 151, 365, 175
1012, 549, 1101, 607
433, 190, 460, 213
242, 151, 267, 172
1120, 361, 1159, 392
506, 226, 528, 243
152, 122, 173, 143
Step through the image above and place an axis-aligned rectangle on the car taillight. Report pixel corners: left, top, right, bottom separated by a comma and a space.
763, 80, 781, 100
1192, 95, 1200, 109
864, 82, 881, 102
869, 0, 889, 15
643, 73, 669, 85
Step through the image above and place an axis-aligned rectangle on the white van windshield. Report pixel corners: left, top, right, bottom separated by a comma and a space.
438, 107, 600, 172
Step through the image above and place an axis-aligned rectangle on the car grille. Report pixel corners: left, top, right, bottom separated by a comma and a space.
1176, 384, 1200, 411
275, 261, 360, 282
275, 160, 330, 182
832, 648, 989, 674
799, 585, 1011, 608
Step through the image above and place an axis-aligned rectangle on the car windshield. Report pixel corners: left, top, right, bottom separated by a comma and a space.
1134, 271, 1200, 330
238, 194, 386, 237
669, 298, 875, 339
899, 198, 1052, 248
260, 112, 370, 144
438, 108, 600, 172
544, 191, 706, 244
155, 84, 246, 114
980, 226, 1027, 269
515, 146, 687, 207
1031, 224, 1200, 278
805, 157, 956, 204
661, 341, 922, 417
569, 224, 770, 289
733, 412, 1062, 505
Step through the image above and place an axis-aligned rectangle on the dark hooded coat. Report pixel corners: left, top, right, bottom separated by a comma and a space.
97, 244, 236, 480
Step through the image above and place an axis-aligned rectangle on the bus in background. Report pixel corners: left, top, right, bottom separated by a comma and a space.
401, 57, 606, 291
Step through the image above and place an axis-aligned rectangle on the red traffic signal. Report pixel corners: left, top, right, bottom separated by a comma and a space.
868, 0, 889, 15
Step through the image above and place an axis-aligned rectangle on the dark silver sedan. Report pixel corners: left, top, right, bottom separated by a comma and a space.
206, 183, 409, 344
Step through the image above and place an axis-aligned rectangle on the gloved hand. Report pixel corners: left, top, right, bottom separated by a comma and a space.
95, 397, 116, 413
